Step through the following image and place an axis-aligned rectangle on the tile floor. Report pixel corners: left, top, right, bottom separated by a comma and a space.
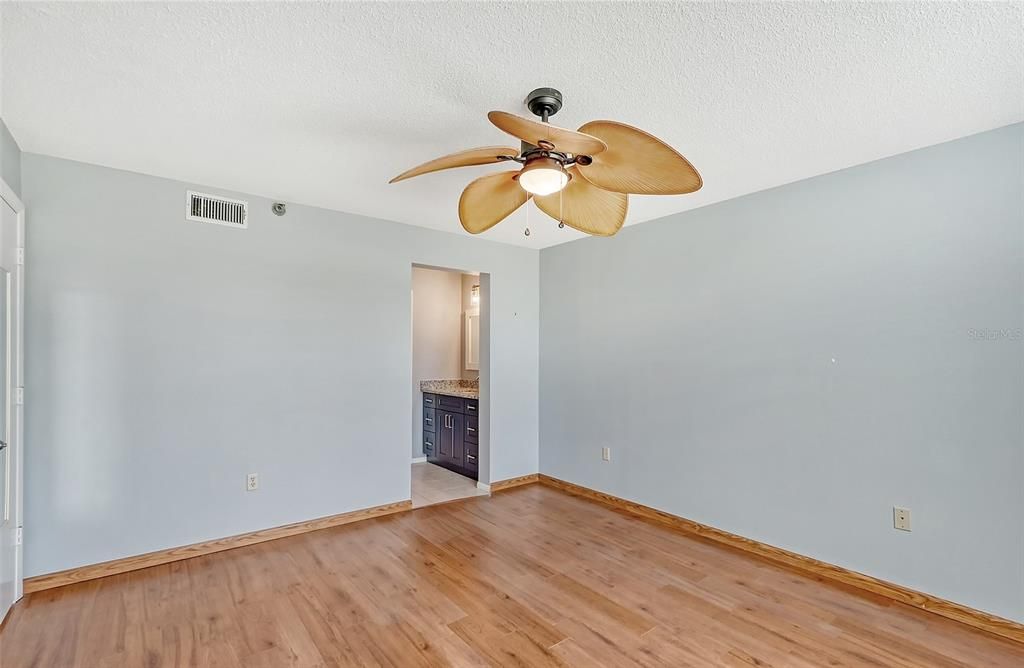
411, 461, 488, 508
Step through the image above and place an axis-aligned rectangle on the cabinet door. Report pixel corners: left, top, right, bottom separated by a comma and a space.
450, 412, 465, 468
437, 412, 454, 460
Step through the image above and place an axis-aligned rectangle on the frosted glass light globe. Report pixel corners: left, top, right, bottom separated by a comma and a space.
518, 158, 569, 196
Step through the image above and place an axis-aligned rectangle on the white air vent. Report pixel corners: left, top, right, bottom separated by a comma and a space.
186, 191, 248, 228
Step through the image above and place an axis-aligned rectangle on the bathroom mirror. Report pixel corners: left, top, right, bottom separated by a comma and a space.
464, 307, 479, 371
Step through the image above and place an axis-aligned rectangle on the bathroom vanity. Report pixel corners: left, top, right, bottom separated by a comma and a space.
421, 380, 478, 480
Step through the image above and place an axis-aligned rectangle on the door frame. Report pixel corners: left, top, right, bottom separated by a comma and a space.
0, 176, 24, 613
409, 264, 491, 493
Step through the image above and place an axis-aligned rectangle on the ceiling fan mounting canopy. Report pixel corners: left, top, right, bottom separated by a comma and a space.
389, 87, 702, 237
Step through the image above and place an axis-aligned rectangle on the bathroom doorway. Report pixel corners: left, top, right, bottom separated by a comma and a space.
410, 265, 490, 508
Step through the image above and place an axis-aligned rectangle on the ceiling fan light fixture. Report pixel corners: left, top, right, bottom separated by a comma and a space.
390, 87, 702, 238
518, 157, 570, 196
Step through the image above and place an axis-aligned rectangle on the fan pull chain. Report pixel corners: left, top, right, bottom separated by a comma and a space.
524, 198, 531, 236
558, 189, 564, 228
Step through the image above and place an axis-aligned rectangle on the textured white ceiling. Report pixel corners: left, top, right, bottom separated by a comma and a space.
3, 2, 1021, 249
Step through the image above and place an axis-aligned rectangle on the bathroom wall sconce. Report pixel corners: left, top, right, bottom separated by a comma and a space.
471, 284, 480, 305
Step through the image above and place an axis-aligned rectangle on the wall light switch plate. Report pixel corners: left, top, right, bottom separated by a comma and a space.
247, 473, 259, 491
893, 506, 911, 531
601, 447, 611, 462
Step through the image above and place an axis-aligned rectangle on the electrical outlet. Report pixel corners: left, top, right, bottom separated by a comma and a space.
601, 447, 611, 462
893, 506, 911, 531
247, 473, 259, 491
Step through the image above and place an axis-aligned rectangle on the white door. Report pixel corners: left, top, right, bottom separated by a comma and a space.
0, 190, 23, 622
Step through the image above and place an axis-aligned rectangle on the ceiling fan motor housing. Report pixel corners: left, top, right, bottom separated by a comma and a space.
526, 87, 563, 120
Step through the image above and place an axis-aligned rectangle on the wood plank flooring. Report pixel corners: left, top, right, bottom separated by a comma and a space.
2, 484, 1022, 667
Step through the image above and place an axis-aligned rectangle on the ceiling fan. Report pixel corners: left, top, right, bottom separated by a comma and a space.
389, 87, 702, 237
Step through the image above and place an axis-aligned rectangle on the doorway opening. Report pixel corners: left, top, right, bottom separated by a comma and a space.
410, 265, 489, 508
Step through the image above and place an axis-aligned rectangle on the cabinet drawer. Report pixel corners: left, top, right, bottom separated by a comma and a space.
464, 443, 479, 472
464, 415, 478, 443
422, 433, 436, 457
422, 408, 436, 434
464, 399, 478, 416
422, 393, 437, 409
437, 394, 464, 411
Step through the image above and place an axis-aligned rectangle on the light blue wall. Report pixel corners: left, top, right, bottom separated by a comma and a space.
0, 117, 20, 197
22, 154, 539, 577
540, 124, 1024, 621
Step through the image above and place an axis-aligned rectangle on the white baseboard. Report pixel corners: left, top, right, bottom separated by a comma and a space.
411, 457, 427, 464
476, 481, 491, 492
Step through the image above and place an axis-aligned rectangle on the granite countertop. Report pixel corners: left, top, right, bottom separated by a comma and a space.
420, 379, 479, 400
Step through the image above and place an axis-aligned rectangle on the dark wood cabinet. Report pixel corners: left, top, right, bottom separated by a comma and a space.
423, 393, 478, 480
437, 411, 452, 460
422, 400, 436, 458
449, 412, 464, 466
423, 408, 435, 434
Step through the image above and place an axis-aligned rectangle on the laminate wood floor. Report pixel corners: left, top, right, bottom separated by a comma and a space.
2, 484, 1021, 667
